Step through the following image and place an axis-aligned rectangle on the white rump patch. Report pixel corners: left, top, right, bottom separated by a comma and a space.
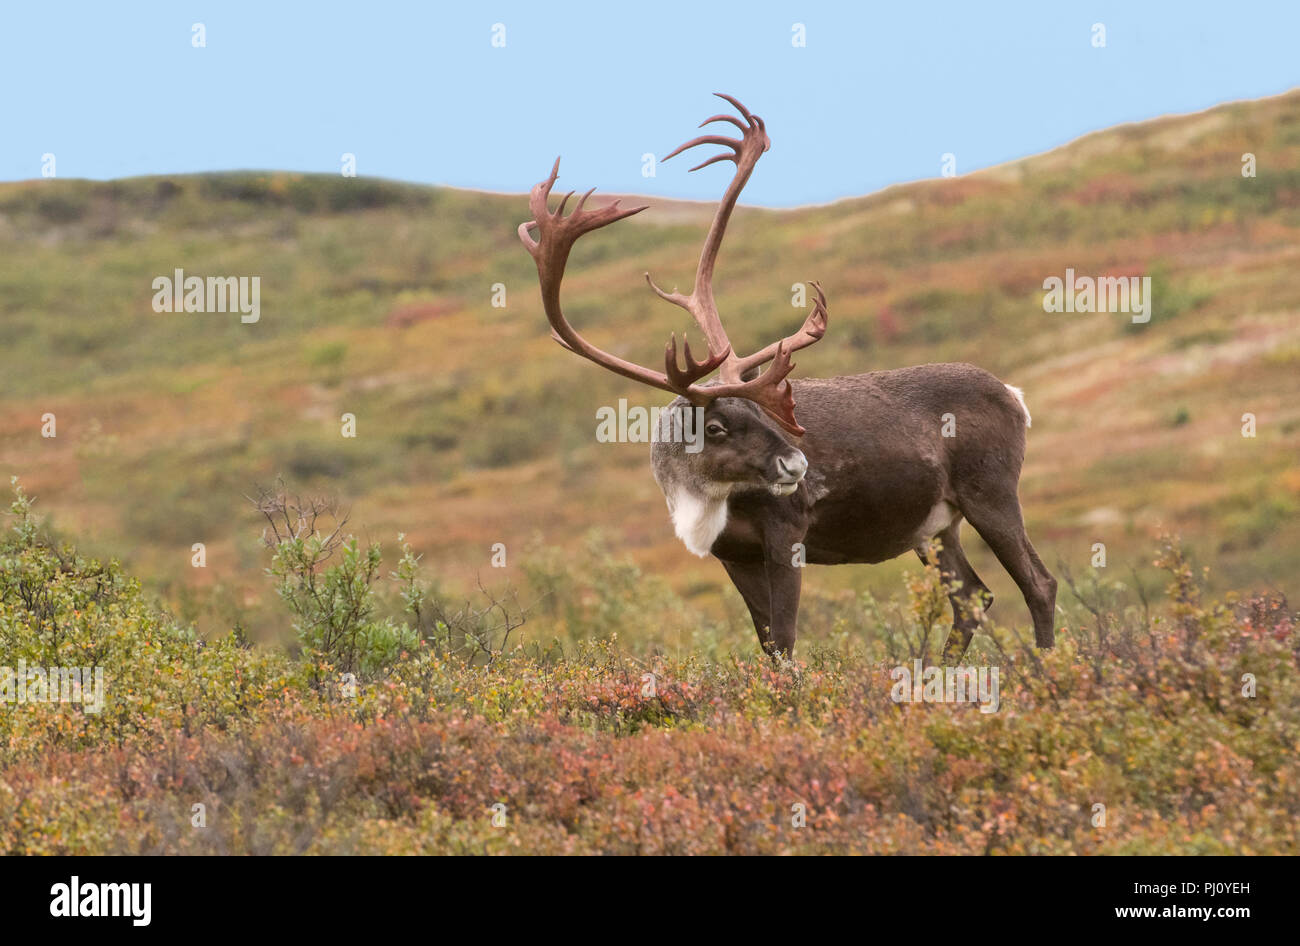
665, 485, 730, 558
1004, 384, 1032, 428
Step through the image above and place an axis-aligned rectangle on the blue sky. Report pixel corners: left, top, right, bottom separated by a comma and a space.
2, 1, 1297, 206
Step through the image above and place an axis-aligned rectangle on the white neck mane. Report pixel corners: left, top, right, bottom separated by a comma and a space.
664, 483, 731, 557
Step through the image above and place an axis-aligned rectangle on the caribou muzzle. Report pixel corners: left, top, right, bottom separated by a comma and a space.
770, 450, 808, 495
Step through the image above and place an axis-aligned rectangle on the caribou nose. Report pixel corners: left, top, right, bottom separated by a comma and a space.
776, 451, 808, 483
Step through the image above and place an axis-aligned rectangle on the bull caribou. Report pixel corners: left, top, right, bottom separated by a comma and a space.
518, 94, 1057, 660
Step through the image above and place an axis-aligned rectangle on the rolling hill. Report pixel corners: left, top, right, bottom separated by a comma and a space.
2, 90, 1299, 646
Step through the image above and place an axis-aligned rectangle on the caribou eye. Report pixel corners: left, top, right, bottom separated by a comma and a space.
706, 421, 727, 437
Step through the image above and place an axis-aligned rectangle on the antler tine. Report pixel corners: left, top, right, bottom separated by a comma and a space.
662, 96, 769, 170
731, 279, 830, 379
713, 92, 756, 123
643, 93, 773, 385
698, 112, 747, 132
709, 341, 804, 436
643, 271, 689, 308
520, 158, 646, 252
670, 135, 743, 164
665, 333, 731, 391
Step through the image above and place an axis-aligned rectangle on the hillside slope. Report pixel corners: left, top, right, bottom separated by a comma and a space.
2, 91, 1299, 643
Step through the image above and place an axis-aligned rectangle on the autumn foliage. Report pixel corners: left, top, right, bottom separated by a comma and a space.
1, 481, 1296, 854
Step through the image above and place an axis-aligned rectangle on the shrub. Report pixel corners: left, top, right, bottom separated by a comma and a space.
3, 480, 1296, 855
252, 487, 414, 685
0, 479, 297, 767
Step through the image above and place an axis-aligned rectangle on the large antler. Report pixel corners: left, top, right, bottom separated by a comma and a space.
644, 94, 828, 430
518, 95, 828, 436
518, 159, 729, 405
643, 93, 770, 381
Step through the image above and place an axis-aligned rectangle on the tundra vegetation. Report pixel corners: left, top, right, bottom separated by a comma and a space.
1, 480, 1296, 854
1, 93, 1299, 648
2, 92, 1300, 854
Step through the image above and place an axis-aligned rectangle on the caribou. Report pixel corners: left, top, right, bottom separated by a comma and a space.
518, 94, 1057, 660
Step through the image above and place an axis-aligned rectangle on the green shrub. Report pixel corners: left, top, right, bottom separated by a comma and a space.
252, 487, 415, 685
0, 479, 296, 766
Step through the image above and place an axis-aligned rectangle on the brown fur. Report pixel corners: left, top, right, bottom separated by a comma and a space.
651, 362, 1057, 659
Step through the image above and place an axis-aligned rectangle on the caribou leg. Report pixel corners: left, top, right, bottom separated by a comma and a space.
916, 522, 994, 661
721, 559, 775, 655
957, 491, 1058, 649
763, 552, 803, 659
